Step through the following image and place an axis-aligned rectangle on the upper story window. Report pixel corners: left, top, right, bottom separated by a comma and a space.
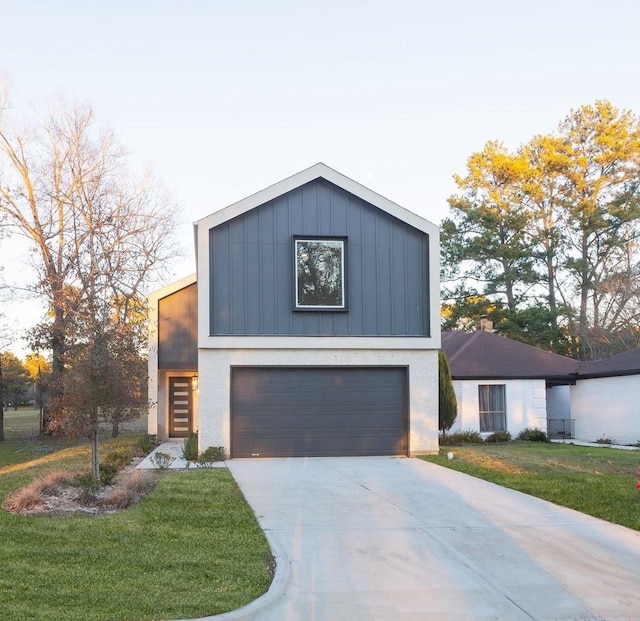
294, 237, 346, 310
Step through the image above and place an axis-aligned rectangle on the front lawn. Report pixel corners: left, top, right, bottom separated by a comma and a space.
422, 442, 640, 531
0, 435, 273, 621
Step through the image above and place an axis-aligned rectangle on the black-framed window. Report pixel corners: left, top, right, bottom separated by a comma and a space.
294, 237, 346, 310
478, 384, 507, 432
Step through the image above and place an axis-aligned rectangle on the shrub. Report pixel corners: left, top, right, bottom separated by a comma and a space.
182, 432, 199, 461
595, 434, 613, 445
197, 446, 227, 467
439, 430, 483, 445
72, 472, 101, 505
103, 446, 133, 470
484, 431, 512, 443
74, 472, 101, 492
99, 463, 119, 486
517, 427, 549, 442
150, 451, 175, 470
136, 434, 158, 455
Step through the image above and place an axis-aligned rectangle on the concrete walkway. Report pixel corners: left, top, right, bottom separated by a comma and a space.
136, 441, 226, 470
551, 438, 640, 451
137, 441, 190, 469
219, 457, 640, 621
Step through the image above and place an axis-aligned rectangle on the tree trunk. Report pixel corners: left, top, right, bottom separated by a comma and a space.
111, 416, 119, 438
45, 305, 66, 434
546, 250, 561, 350
578, 234, 590, 360
91, 423, 100, 481
0, 357, 5, 442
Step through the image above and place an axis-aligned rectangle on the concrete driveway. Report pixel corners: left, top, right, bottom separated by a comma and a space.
217, 457, 640, 621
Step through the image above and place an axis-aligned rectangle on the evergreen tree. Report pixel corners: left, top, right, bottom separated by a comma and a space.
438, 351, 457, 434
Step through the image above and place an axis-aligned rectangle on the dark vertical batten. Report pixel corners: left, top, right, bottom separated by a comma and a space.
158, 283, 198, 369
209, 178, 429, 337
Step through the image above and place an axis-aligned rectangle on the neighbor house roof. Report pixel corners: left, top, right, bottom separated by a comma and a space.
442, 330, 640, 382
441, 330, 580, 382
577, 347, 640, 378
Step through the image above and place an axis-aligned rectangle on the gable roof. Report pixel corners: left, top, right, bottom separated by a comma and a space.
441, 330, 579, 381
195, 163, 442, 349
148, 273, 197, 305
195, 162, 439, 236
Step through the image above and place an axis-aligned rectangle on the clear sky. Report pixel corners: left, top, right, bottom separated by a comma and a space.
1, 0, 639, 349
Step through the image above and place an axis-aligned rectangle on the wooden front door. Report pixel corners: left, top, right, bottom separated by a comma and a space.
169, 377, 192, 437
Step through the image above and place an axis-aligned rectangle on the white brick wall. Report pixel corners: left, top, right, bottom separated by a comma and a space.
452, 378, 547, 437
197, 348, 439, 456
571, 375, 640, 445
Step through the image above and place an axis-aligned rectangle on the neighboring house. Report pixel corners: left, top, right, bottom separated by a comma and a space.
442, 326, 640, 445
571, 349, 640, 446
441, 328, 579, 438
148, 163, 441, 458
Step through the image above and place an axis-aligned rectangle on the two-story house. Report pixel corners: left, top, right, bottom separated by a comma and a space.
148, 163, 440, 458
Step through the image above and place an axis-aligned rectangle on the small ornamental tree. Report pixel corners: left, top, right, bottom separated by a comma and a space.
439, 351, 457, 435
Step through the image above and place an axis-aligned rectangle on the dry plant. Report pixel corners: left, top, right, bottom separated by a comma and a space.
2, 469, 74, 512
101, 470, 158, 509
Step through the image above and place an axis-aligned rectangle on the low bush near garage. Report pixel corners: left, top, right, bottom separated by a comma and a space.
439, 429, 484, 445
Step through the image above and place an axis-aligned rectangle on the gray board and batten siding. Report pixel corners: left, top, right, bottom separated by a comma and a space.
209, 178, 431, 337
158, 283, 198, 369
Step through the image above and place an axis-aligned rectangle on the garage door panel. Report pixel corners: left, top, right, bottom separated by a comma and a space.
231, 367, 408, 458
234, 412, 405, 432
234, 391, 402, 408
235, 437, 403, 459
234, 417, 403, 435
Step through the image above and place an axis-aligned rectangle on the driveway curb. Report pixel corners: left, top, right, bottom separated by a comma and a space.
169, 530, 291, 621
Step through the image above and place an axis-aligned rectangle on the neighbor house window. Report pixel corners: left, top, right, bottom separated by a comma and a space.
478, 385, 506, 432
294, 237, 346, 310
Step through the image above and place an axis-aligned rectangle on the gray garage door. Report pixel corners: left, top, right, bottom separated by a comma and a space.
231, 366, 408, 458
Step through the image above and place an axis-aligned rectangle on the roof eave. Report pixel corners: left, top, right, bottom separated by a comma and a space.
196, 162, 439, 235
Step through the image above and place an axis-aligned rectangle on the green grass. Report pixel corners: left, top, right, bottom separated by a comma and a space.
2, 407, 148, 440
0, 434, 273, 621
422, 442, 640, 531
3, 407, 42, 434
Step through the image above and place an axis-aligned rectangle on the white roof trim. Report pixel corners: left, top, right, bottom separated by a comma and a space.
196, 162, 438, 235
147, 272, 197, 304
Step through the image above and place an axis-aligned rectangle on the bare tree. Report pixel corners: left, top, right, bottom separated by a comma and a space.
0, 90, 180, 473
